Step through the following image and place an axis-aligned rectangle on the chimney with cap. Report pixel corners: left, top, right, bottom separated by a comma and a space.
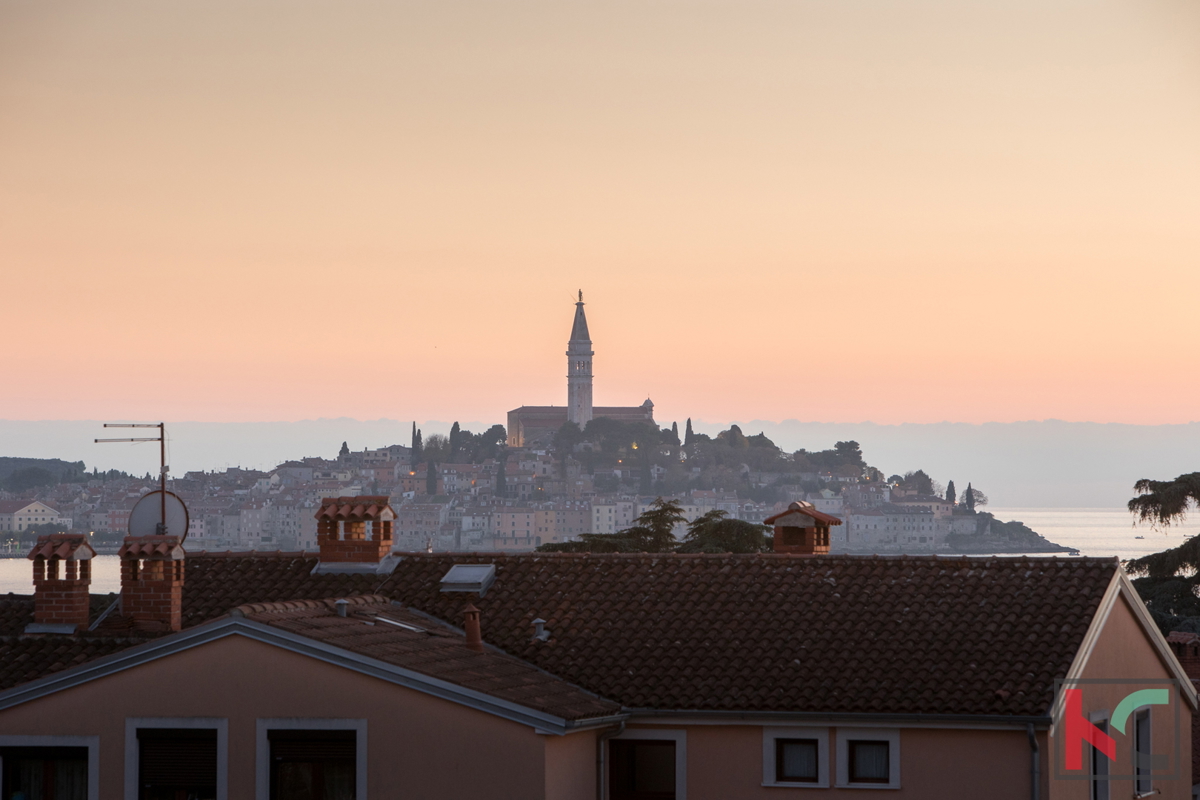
463, 603, 483, 652
763, 501, 842, 555
119, 535, 186, 632
315, 496, 395, 564
27, 533, 96, 632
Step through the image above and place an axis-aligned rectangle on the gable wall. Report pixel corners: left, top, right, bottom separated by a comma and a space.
1048, 591, 1193, 799
0, 634, 567, 800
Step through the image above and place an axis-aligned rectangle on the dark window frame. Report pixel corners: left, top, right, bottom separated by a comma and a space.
268, 729, 357, 800
609, 738, 677, 800
774, 738, 820, 783
847, 739, 891, 784
0, 745, 89, 800
1090, 716, 1109, 800
136, 727, 218, 800
1134, 708, 1152, 795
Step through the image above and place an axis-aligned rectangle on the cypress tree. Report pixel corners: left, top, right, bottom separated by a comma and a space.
684, 418, 695, 447
946, 480, 957, 505
338, 441, 350, 459
496, 451, 508, 498
426, 460, 437, 495
412, 429, 423, 469
964, 482, 975, 512
449, 422, 461, 462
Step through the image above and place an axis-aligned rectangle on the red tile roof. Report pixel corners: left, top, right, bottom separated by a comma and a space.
0, 551, 1120, 721
232, 595, 620, 722
763, 501, 843, 527
27, 534, 95, 561
315, 497, 393, 522
373, 553, 1116, 717
118, 536, 184, 559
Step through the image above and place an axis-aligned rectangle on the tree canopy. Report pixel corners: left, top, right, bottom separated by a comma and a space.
676, 509, 772, 553
537, 498, 686, 553
3, 467, 56, 492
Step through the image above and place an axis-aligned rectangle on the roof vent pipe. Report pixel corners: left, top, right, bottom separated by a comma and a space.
463, 603, 483, 652
532, 618, 550, 642
335, 599, 349, 617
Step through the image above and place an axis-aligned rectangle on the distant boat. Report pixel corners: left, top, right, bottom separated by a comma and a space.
1135, 536, 1145, 540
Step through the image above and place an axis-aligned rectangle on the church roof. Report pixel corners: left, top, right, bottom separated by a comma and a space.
569, 300, 590, 342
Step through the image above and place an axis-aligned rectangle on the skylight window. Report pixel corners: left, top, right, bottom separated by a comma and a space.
439, 563, 496, 597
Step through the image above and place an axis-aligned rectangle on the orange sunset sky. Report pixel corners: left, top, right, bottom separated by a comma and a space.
2, 0, 1199, 427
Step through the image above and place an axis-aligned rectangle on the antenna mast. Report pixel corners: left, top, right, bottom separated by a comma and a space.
96, 422, 169, 534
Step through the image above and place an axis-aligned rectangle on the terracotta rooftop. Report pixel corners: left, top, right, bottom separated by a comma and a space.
0, 551, 1121, 720
232, 594, 619, 722
375, 553, 1117, 718
764, 501, 844, 527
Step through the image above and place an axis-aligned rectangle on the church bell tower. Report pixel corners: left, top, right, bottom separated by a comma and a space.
567, 291, 594, 428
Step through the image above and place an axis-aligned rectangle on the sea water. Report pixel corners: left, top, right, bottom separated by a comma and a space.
0, 508, 1187, 594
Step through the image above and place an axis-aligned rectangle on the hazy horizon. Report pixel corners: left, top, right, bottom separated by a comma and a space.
5, 417, 1198, 509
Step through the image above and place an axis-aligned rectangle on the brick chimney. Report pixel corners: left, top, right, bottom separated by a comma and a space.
118, 535, 185, 632
27, 534, 96, 632
315, 496, 395, 563
763, 501, 842, 555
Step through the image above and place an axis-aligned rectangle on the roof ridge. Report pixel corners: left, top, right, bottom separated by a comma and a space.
232, 594, 388, 616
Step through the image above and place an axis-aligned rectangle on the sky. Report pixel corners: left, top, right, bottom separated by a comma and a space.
2, 0, 1199, 427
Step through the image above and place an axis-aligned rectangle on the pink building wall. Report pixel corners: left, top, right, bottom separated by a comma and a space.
1047, 592, 1194, 799
0, 634, 598, 800
625, 723, 1033, 799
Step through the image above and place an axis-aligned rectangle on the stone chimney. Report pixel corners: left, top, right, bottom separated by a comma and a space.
315, 496, 395, 564
119, 535, 185, 632
763, 501, 842, 555
27, 534, 96, 632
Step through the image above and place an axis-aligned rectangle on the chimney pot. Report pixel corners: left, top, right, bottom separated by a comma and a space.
463, 603, 483, 652
335, 599, 349, 617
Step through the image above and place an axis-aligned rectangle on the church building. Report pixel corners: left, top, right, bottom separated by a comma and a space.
506, 293, 654, 446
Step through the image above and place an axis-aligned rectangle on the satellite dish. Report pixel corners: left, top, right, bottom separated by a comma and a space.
129, 490, 190, 542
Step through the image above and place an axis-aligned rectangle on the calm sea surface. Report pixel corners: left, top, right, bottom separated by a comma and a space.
0, 508, 1185, 594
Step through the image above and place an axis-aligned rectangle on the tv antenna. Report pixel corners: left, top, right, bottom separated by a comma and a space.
95, 422, 189, 540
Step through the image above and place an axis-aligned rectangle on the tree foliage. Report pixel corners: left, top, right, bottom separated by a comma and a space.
1128, 472, 1200, 528
677, 510, 772, 553
538, 498, 685, 553
945, 480, 957, 505
3, 467, 56, 492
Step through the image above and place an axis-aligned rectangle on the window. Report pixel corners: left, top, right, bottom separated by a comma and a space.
610, 740, 675, 800
776, 739, 818, 782
1134, 708, 1151, 794
137, 729, 218, 800
848, 741, 889, 783
1090, 716, 1109, 800
256, 719, 365, 800
125, 718, 226, 800
268, 731, 355, 800
763, 727, 828, 788
836, 728, 899, 789
0, 746, 88, 800
609, 730, 685, 800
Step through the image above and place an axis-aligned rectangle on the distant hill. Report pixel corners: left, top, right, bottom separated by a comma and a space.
0, 457, 86, 484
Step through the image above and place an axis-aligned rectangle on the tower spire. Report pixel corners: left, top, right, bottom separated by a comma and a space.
567, 293, 594, 428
